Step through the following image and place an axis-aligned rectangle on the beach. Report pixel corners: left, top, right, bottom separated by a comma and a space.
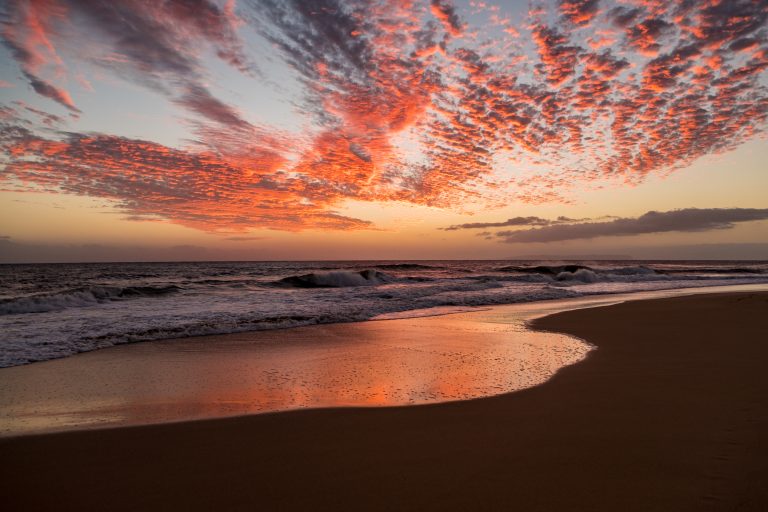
2, 291, 767, 511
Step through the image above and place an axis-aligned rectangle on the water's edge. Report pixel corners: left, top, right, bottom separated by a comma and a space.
2, 283, 766, 438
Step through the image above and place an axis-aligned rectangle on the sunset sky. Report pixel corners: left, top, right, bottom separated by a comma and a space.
1, 0, 767, 261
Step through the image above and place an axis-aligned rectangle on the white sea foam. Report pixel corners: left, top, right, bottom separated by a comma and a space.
555, 268, 600, 283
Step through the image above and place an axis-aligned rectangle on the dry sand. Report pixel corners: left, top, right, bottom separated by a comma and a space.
1, 292, 767, 511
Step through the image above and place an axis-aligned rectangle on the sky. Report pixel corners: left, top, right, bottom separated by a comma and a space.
0, 0, 767, 262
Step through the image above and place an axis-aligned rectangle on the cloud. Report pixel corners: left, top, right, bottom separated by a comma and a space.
175, 85, 250, 128
532, 25, 581, 86
496, 209, 768, 243
22, 72, 81, 114
430, 0, 463, 37
0, 126, 373, 231
0, 0, 80, 113
13, 100, 64, 126
443, 216, 572, 231
1, 0, 253, 125
623, 16, 672, 56
1, 1, 768, 232
559, 0, 601, 27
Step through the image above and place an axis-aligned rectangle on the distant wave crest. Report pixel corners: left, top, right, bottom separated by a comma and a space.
497, 264, 595, 275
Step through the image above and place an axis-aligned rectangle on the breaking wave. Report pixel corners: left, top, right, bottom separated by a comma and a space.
554, 268, 600, 283
497, 264, 594, 275
276, 270, 393, 288
496, 264, 661, 284
0, 285, 180, 315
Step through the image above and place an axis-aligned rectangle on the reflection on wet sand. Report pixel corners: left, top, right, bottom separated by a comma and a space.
0, 303, 591, 436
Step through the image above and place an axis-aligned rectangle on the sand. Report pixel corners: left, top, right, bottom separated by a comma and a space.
1, 292, 767, 511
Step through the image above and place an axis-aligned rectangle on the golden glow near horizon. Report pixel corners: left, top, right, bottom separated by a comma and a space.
1, 0, 767, 261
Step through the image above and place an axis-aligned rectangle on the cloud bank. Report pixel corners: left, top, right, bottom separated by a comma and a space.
496, 208, 768, 243
443, 215, 589, 231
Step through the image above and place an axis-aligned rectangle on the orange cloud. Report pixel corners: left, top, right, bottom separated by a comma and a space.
2, 0, 767, 232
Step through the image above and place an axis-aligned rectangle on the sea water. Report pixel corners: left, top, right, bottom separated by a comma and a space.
1, 260, 767, 367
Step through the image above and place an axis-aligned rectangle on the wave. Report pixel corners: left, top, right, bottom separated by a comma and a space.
276, 270, 393, 288
497, 264, 594, 275
554, 268, 600, 283
0, 285, 180, 315
496, 264, 666, 283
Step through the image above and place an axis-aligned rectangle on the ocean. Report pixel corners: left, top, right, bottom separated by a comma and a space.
2, 260, 767, 368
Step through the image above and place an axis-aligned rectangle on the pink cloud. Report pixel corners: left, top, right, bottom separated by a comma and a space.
2, 0, 767, 231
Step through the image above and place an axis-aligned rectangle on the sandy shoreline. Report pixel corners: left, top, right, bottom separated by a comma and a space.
0, 298, 594, 436
2, 291, 768, 510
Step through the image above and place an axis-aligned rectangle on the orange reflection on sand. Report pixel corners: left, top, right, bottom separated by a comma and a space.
0, 305, 592, 436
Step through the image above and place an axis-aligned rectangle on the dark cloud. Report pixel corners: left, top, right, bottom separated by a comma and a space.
175, 85, 249, 128
430, 0, 463, 37
607, 6, 642, 28
693, 0, 768, 49
73, 0, 254, 77
532, 25, 582, 85
444, 216, 558, 231
497, 209, 768, 243
443, 215, 599, 231
583, 50, 629, 78
1, 0, 252, 125
249, 0, 372, 85
624, 17, 673, 56
348, 142, 372, 163
23, 73, 81, 114
559, 0, 601, 27
0, 1, 80, 113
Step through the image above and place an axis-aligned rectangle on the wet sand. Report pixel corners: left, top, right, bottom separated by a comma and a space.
2, 292, 768, 511
0, 301, 594, 436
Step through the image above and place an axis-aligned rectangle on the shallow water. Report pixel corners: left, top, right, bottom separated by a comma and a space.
0, 304, 588, 435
